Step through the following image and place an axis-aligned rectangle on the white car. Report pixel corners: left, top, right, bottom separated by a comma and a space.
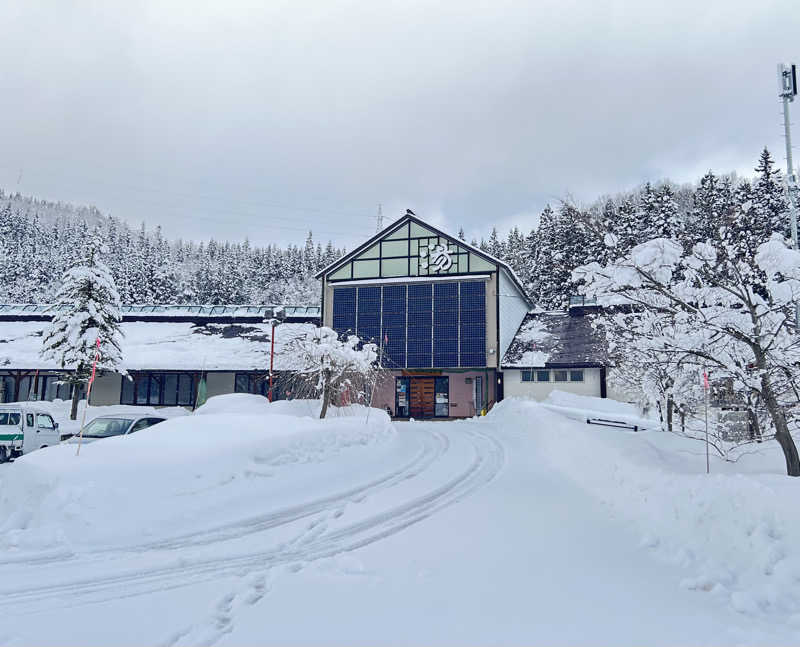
67, 414, 167, 445
0, 405, 60, 462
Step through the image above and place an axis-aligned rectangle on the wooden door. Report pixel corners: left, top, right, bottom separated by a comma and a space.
409, 378, 435, 418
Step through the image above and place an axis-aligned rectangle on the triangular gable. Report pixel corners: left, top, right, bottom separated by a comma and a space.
323, 215, 497, 282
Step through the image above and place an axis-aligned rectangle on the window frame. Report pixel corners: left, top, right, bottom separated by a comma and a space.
553, 370, 569, 383
569, 369, 585, 382
535, 370, 550, 382
36, 413, 56, 430
121, 372, 197, 407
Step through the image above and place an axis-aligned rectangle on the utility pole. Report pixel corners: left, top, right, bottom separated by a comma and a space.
376, 203, 384, 233
778, 63, 800, 328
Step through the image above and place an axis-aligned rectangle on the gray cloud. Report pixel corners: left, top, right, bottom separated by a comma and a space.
0, 0, 798, 248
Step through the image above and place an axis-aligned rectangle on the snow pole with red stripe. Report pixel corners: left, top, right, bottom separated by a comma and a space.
76, 338, 101, 456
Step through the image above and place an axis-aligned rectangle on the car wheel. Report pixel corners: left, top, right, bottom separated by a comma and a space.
0, 446, 7, 463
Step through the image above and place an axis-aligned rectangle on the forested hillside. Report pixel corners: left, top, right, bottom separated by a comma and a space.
0, 147, 789, 307
478, 148, 789, 310
0, 191, 344, 305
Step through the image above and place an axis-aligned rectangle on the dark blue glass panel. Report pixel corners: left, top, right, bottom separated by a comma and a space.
382, 285, 406, 309
459, 280, 485, 367
459, 281, 485, 296
383, 349, 405, 368
407, 338, 432, 354
434, 326, 458, 344
434, 311, 458, 327
434, 283, 458, 311
408, 284, 432, 300
460, 353, 486, 367
382, 311, 405, 327
407, 354, 432, 368
459, 309, 485, 324
408, 301, 432, 315
333, 287, 356, 336
408, 323, 432, 339
434, 352, 459, 367
356, 286, 381, 344
433, 337, 458, 353
460, 337, 485, 351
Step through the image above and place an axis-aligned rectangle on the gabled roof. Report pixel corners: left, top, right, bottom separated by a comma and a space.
315, 211, 532, 304
501, 312, 608, 368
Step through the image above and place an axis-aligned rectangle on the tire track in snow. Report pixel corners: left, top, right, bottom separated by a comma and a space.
0, 424, 504, 618
0, 427, 447, 570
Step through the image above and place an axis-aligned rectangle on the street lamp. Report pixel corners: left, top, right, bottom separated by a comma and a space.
266, 306, 286, 402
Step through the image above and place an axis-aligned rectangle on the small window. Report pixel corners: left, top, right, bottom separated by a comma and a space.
7, 413, 20, 425
26, 413, 34, 427
535, 370, 550, 382
554, 370, 568, 382
177, 374, 195, 406
570, 370, 584, 382
36, 414, 55, 430
521, 369, 533, 382
235, 373, 250, 393
163, 374, 178, 406
121, 377, 134, 405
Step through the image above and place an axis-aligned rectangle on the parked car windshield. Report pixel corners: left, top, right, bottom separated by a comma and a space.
0, 412, 21, 425
82, 417, 133, 438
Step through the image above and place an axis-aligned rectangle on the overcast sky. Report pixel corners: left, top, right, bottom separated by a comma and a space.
1, 1, 799, 249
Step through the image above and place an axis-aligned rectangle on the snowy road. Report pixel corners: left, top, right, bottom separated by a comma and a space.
2, 404, 796, 645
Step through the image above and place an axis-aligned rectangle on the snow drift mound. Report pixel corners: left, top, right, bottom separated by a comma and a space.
0, 398, 394, 557
485, 397, 800, 627
195, 393, 382, 420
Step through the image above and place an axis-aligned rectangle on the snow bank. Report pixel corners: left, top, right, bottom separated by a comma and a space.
542, 390, 656, 430
10, 398, 189, 437
486, 398, 800, 626
0, 396, 393, 557
195, 393, 380, 420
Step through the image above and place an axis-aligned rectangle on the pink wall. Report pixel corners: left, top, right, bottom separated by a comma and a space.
370, 370, 497, 418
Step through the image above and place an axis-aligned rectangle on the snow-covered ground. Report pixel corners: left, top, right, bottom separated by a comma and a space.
2, 393, 800, 645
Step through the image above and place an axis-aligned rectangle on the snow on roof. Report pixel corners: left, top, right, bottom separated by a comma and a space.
501, 312, 608, 368
0, 304, 321, 320
0, 321, 317, 372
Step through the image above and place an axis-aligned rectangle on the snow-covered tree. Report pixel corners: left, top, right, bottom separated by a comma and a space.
575, 231, 800, 476
40, 229, 124, 419
288, 327, 378, 418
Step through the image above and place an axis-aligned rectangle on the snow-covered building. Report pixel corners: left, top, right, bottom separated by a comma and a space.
500, 304, 609, 401
317, 212, 533, 418
0, 305, 320, 406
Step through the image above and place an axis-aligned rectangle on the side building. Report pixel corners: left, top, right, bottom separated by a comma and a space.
500, 299, 609, 401
316, 211, 532, 418
0, 305, 320, 406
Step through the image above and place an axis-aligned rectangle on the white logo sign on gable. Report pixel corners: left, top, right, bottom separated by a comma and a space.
419, 242, 453, 273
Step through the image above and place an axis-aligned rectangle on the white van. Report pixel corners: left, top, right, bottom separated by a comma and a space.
0, 405, 60, 462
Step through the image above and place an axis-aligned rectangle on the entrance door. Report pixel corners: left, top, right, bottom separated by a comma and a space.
434, 376, 449, 417
409, 378, 435, 418
395, 377, 410, 418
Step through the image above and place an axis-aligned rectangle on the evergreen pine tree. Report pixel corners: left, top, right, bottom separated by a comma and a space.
41, 229, 123, 419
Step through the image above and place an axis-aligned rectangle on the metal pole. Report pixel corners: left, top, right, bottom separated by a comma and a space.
268, 321, 276, 402
779, 64, 800, 329
705, 374, 710, 475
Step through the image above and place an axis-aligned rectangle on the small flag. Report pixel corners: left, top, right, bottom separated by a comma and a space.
702, 371, 709, 390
